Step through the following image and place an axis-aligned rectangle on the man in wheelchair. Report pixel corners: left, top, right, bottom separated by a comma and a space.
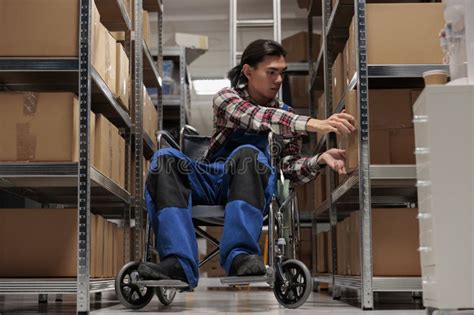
139, 39, 355, 289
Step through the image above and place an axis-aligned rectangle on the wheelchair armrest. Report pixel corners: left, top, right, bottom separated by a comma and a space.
180, 125, 200, 149
156, 130, 180, 150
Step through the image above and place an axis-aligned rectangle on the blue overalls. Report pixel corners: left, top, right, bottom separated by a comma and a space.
145, 108, 289, 288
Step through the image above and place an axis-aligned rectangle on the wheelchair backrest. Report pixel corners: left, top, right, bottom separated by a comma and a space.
182, 134, 211, 161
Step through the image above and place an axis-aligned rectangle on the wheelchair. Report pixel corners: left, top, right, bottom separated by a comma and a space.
115, 125, 313, 309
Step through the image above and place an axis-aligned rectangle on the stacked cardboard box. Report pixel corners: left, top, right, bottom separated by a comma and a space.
142, 10, 151, 49
0, 92, 126, 189
338, 89, 419, 171
333, 208, 421, 276
344, 3, 444, 86
0, 208, 128, 277
282, 32, 322, 63
0, 0, 128, 98
94, 114, 127, 188
289, 76, 310, 108
298, 228, 312, 271
143, 88, 159, 145
116, 43, 131, 110
0, 93, 93, 162
316, 232, 328, 273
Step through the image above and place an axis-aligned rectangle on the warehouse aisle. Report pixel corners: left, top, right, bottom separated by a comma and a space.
0, 279, 425, 315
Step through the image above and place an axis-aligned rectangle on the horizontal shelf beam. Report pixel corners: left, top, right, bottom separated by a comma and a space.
0, 279, 115, 294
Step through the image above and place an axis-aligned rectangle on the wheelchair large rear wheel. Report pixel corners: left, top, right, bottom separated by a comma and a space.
115, 261, 154, 309
155, 287, 177, 305
273, 259, 312, 309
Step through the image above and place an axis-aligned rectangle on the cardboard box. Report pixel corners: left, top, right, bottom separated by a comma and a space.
390, 128, 415, 164
316, 94, 325, 144
369, 89, 414, 130
327, 230, 333, 273
143, 10, 151, 49
331, 53, 344, 112
94, 114, 112, 178
0, 0, 82, 56
372, 208, 421, 276
94, 23, 117, 95
0, 93, 96, 162
0, 208, 102, 277
119, 135, 126, 189
282, 32, 322, 63
316, 232, 328, 273
365, 4, 444, 64
102, 220, 114, 278
289, 75, 309, 108
115, 227, 125, 276
116, 44, 130, 110
315, 170, 327, 207
143, 88, 158, 144
348, 208, 421, 276
349, 211, 361, 276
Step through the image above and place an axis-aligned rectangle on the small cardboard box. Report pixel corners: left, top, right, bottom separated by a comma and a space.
0, 93, 96, 163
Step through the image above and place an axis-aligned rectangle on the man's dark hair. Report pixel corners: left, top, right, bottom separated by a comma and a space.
227, 39, 287, 88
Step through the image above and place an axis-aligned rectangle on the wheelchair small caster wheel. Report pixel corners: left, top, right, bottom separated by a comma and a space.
273, 259, 312, 309
115, 261, 154, 309
155, 287, 177, 305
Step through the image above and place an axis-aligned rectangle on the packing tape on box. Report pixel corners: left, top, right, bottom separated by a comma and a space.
16, 93, 39, 160
105, 35, 112, 84
16, 123, 36, 161
23, 92, 39, 116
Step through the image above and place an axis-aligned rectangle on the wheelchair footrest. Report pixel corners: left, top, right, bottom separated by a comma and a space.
136, 279, 189, 288
220, 274, 271, 286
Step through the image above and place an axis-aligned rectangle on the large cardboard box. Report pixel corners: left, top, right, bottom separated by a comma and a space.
110, 128, 126, 188
143, 10, 151, 49
348, 211, 361, 276
94, 114, 112, 178
316, 232, 328, 273
0, 0, 106, 58
366, 4, 444, 64
349, 208, 421, 276
289, 75, 309, 108
0, 93, 96, 162
116, 44, 130, 111
143, 88, 158, 144
331, 53, 344, 112
369, 89, 413, 130
95, 215, 105, 277
0, 208, 102, 277
115, 227, 125, 276
347, 4, 444, 66
390, 128, 416, 164
94, 23, 117, 95
282, 32, 322, 63
315, 170, 327, 207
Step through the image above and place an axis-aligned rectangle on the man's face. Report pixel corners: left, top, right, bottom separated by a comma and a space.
244, 55, 287, 102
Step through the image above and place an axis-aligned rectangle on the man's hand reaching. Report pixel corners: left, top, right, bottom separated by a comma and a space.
317, 148, 347, 175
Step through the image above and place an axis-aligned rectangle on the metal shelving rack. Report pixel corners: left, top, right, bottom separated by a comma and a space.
0, 0, 163, 313
161, 46, 205, 131
307, 0, 447, 310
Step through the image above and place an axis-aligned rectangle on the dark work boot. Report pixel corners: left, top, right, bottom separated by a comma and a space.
138, 256, 187, 283
228, 254, 266, 277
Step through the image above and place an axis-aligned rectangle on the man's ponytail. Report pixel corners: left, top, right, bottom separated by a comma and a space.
227, 64, 244, 88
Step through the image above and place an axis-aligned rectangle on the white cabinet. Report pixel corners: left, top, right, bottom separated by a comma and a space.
413, 85, 474, 310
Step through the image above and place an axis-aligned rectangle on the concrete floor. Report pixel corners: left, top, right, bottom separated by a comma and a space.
0, 279, 427, 315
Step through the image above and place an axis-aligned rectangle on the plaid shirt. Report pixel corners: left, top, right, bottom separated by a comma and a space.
206, 86, 322, 185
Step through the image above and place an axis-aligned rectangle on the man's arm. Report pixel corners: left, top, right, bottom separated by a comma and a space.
213, 87, 309, 137
279, 133, 323, 185
213, 87, 356, 137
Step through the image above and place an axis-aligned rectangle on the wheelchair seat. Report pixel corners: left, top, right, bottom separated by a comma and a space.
178, 130, 227, 225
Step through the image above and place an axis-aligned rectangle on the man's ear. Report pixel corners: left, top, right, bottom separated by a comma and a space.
242, 64, 253, 80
